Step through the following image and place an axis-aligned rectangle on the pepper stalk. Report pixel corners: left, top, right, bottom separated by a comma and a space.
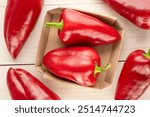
46, 20, 64, 31
94, 63, 111, 77
144, 49, 150, 59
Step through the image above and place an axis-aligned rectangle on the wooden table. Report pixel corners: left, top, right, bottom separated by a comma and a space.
0, 0, 150, 100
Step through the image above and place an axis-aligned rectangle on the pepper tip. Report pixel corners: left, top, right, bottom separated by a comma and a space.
9, 52, 17, 59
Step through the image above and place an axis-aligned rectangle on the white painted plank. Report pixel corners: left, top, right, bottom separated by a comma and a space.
0, 63, 150, 100
45, 0, 103, 5
0, 0, 102, 7
120, 35, 150, 60
0, 4, 150, 65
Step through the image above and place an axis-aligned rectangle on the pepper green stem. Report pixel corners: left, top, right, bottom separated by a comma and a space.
46, 20, 64, 31
94, 63, 111, 77
144, 48, 150, 59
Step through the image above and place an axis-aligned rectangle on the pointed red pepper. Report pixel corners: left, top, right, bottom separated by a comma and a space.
115, 49, 150, 100
103, 0, 150, 29
4, 0, 44, 59
7, 68, 61, 100
46, 9, 121, 46
43, 47, 111, 87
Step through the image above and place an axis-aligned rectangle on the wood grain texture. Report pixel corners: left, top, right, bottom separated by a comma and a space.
0, 1, 150, 100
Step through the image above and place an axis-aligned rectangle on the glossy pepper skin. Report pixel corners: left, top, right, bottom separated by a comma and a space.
103, 0, 150, 29
43, 47, 111, 87
4, 0, 44, 59
46, 9, 121, 46
115, 49, 150, 100
7, 68, 61, 100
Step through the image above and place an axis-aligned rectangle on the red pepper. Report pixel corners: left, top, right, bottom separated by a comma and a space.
46, 9, 121, 46
7, 68, 61, 100
115, 49, 150, 100
43, 47, 111, 87
103, 0, 150, 29
4, 0, 44, 59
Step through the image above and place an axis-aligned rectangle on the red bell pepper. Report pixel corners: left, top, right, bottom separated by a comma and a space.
115, 49, 150, 100
7, 68, 61, 100
46, 9, 121, 46
103, 0, 150, 29
4, 0, 44, 59
43, 47, 111, 87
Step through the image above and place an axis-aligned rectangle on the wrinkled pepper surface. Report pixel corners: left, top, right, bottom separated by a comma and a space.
103, 0, 150, 29
115, 49, 150, 100
43, 47, 111, 87
4, 0, 44, 59
7, 68, 60, 100
46, 9, 121, 46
